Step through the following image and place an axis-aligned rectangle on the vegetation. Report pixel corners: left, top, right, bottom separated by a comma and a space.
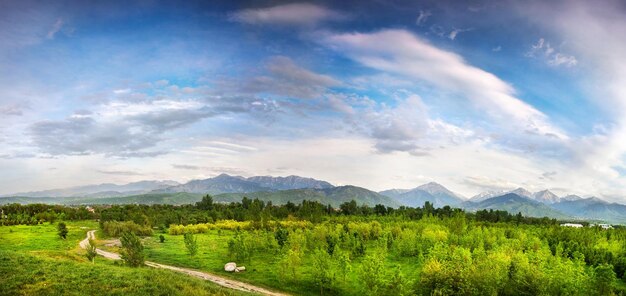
57, 222, 68, 239
184, 232, 198, 256
86, 238, 97, 263
0, 222, 250, 295
3, 197, 626, 295
120, 231, 144, 267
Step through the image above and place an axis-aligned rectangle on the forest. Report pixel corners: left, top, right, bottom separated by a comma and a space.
1, 196, 625, 295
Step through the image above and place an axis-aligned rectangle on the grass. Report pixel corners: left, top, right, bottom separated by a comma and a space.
0, 222, 253, 296
138, 230, 423, 296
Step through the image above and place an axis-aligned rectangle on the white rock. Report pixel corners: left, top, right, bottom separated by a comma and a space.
235, 266, 246, 272
224, 262, 237, 272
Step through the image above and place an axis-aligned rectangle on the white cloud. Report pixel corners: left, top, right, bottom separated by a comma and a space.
229, 3, 344, 26
416, 10, 432, 26
527, 37, 577, 67
448, 28, 472, 40
322, 29, 565, 140
46, 18, 63, 39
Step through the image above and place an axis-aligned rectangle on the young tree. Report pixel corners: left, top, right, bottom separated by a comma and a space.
274, 227, 289, 248
57, 222, 68, 239
195, 195, 214, 210
184, 232, 198, 256
279, 248, 303, 281
593, 264, 616, 296
86, 238, 97, 263
120, 231, 144, 267
159, 234, 165, 243
359, 251, 387, 295
336, 251, 352, 284
312, 248, 335, 295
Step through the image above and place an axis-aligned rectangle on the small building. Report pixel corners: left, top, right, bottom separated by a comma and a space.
599, 224, 613, 230
560, 223, 583, 228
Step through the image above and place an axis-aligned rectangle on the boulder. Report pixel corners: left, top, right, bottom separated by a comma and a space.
235, 266, 246, 272
224, 262, 237, 272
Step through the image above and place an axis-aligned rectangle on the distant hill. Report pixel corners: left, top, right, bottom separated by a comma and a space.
246, 175, 333, 190
551, 197, 626, 224
380, 182, 464, 208
463, 193, 570, 219
471, 188, 562, 205
65, 192, 205, 206
154, 174, 334, 195
216, 185, 400, 208
0, 196, 64, 205
3, 180, 179, 198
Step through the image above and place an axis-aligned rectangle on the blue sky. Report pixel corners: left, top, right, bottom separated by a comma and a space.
1, 0, 626, 200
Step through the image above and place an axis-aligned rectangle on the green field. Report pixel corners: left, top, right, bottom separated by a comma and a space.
0, 223, 251, 296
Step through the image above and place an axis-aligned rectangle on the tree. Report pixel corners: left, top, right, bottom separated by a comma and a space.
279, 248, 303, 281
196, 195, 214, 210
275, 227, 289, 248
159, 234, 165, 243
312, 248, 335, 295
184, 232, 198, 256
228, 231, 253, 263
593, 264, 616, 296
336, 251, 352, 284
360, 251, 387, 295
340, 200, 358, 215
120, 231, 144, 267
57, 222, 68, 239
86, 238, 97, 263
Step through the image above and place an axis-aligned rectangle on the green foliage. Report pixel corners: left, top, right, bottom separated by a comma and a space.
120, 231, 144, 267
274, 227, 289, 248
184, 232, 198, 256
336, 250, 351, 283
359, 251, 387, 295
196, 195, 214, 210
57, 222, 68, 239
227, 231, 253, 263
159, 234, 165, 243
594, 264, 616, 295
86, 238, 97, 263
311, 248, 335, 295
102, 221, 153, 237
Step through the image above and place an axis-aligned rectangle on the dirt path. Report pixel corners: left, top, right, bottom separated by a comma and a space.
79, 230, 289, 296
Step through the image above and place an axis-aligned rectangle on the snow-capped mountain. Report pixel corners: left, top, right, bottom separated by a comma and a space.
470, 190, 507, 202
532, 190, 560, 204
380, 182, 465, 208
472, 188, 562, 204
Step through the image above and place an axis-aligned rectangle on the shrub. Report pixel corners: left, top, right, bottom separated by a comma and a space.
159, 235, 165, 243
120, 231, 144, 267
57, 222, 68, 239
102, 221, 153, 237
86, 238, 97, 263
184, 233, 198, 256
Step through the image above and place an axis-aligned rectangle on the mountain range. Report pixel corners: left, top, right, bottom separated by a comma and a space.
1, 180, 180, 198
379, 182, 464, 208
2, 174, 626, 224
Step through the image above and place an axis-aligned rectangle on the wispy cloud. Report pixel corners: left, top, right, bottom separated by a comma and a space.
527, 38, 577, 67
448, 28, 472, 40
96, 169, 143, 176
416, 10, 432, 26
46, 18, 64, 39
322, 29, 565, 141
229, 3, 344, 26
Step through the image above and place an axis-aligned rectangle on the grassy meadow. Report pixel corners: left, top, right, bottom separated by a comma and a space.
0, 222, 251, 296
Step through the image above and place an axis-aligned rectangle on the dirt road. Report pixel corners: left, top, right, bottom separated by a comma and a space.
79, 230, 289, 296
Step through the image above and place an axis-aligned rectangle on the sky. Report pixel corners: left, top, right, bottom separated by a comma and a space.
1, 0, 626, 200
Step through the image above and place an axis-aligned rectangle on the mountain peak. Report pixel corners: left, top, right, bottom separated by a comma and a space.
510, 187, 533, 198
532, 189, 560, 204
